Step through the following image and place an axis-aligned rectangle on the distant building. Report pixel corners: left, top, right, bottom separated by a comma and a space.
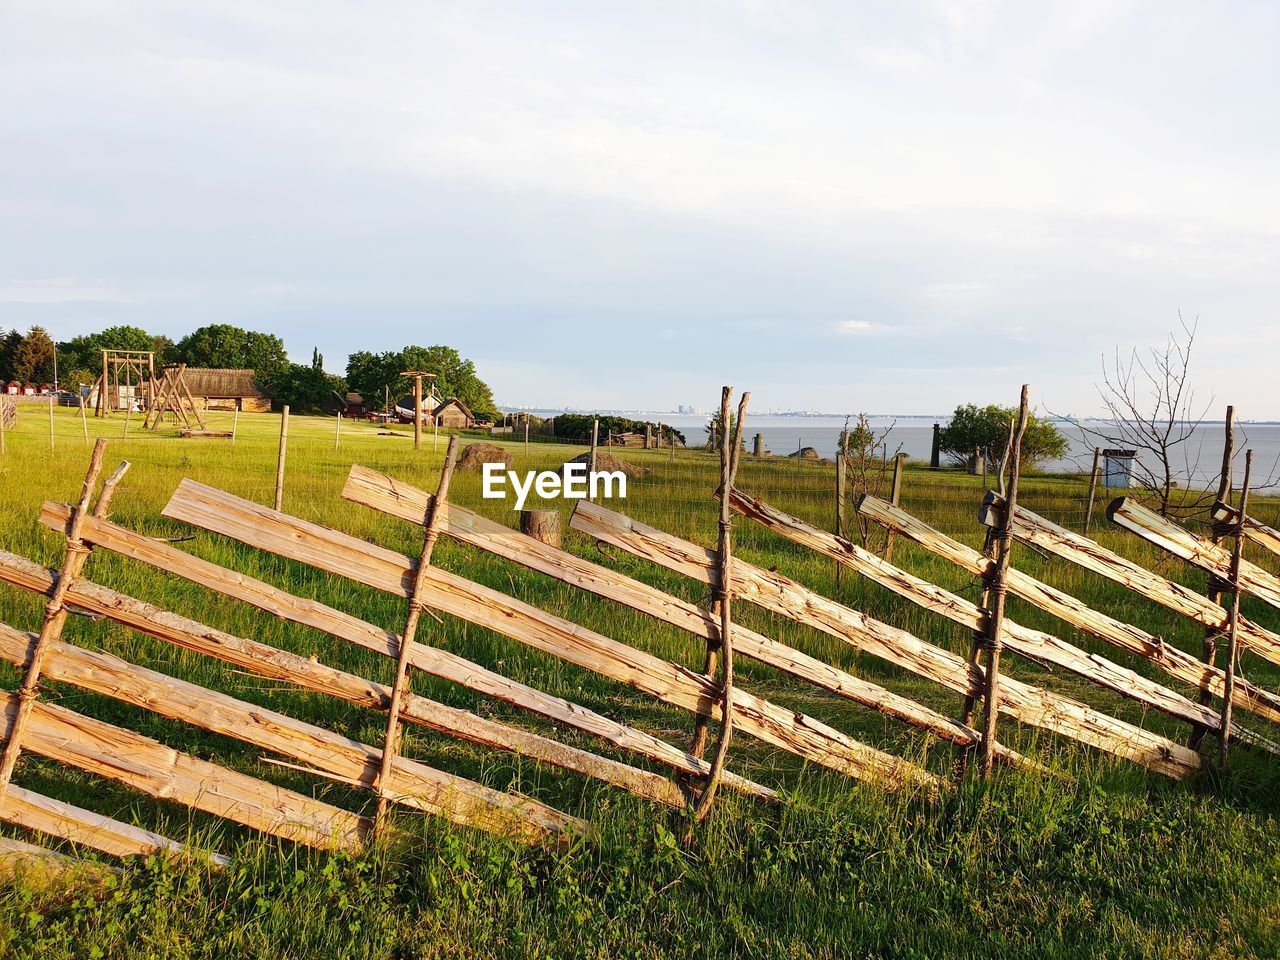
181, 368, 272, 412
433, 398, 475, 429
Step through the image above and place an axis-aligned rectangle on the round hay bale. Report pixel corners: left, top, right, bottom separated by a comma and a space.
563, 450, 650, 478
457, 442, 514, 472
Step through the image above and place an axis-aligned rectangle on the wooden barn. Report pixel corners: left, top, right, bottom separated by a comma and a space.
432, 397, 475, 429
181, 369, 272, 412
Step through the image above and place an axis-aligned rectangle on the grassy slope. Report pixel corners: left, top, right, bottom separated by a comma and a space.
0, 407, 1278, 959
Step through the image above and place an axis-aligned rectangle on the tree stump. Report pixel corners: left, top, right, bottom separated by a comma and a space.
520, 509, 562, 548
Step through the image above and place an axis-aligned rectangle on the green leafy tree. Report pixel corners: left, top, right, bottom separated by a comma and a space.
938, 403, 1067, 469
58, 325, 157, 375
12, 326, 57, 384
554, 413, 684, 446
346, 345, 498, 420
271, 363, 346, 414
0, 328, 20, 382
173, 324, 290, 387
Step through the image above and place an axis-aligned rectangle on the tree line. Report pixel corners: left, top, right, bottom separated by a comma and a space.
0, 323, 498, 418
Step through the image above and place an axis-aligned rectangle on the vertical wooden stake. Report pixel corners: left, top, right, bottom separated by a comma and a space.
930, 422, 941, 468
413, 375, 422, 450
884, 453, 906, 563
1084, 446, 1102, 533
796, 437, 802, 472
274, 406, 289, 512
590, 419, 599, 476
335, 412, 342, 449
691, 386, 749, 824
977, 385, 1031, 778
231, 407, 239, 445
524, 419, 529, 459
48, 394, 55, 451
1218, 449, 1252, 768
1190, 407, 1236, 750
374, 434, 460, 832
670, 425, 675, 463
79, 395, 89, 445
0, 400, 6, 456
0, 440, 111, 804
834, 454, 847, 589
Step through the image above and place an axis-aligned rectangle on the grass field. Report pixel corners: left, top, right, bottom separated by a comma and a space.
1, 405, 1279, 959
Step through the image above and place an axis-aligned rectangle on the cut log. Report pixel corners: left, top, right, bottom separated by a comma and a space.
982, 493, 1280, 669
729, 488, 1273, 751
1213, 503, 1280, 559
157, 482, 942, 793
0, 618, 582, 843
23, 516, 769, 805
0, 685, 368, 852
572, 499, 1200, 779
519, 510, 562, 548
865, 493, 1280, 731
343, 464, 1036, 770
0, 545, 684, 810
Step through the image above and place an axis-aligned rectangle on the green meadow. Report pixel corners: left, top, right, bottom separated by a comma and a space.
0, 405, 1278, 959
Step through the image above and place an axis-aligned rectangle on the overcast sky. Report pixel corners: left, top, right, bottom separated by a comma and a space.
2, 1, 1277, 416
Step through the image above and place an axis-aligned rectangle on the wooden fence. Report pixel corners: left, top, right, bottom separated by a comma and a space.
2, 440, 1279, 873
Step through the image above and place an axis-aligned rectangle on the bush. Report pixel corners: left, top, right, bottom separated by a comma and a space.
938, 403, 1067, 468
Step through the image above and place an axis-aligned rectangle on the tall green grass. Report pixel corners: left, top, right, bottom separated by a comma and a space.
0, 407, 1278, 958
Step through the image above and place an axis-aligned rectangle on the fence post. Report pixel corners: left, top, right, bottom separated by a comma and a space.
884, 453, 906, 563
930, 422, 941, 468
274, 406, 289, 512
79, 395, 89, 445
590, 419, 599, 475
374, 434, 461, 832
978, 385, 1031, 777
0, 440, 116, 805
1218, 448, 1252, 768
231, 407, 239, 445
691, 386, 749, 824
1084, 447, 1102, 533
524, 419, 530, 459
335, 412, 342, 449
48, 394, 55, 451
670, 425, 675, 463
835, 453, 847, 588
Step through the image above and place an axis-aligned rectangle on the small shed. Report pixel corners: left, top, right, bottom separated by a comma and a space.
1102, 449, 1137, 489
344, 392, 366, 419
6, 381, 21, 395
181, 369, 272, 413
433, 398, 475, 429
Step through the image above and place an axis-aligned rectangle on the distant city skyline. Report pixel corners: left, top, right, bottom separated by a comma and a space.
3, 3, 1278, 419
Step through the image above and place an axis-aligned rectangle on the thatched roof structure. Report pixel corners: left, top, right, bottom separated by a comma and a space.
179, 368, 269, 399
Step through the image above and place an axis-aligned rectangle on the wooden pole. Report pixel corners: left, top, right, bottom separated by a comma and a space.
1218, 449, 1252, 768
524, 419, 529, 459
796, 437, 802, 471
930, 423, 941, 468
1084, 447, 1102, 533
231, 407, 239, 445
0, 440, 112, 805
519, 510, 561, 548
692, 387, 749, 822
590, 419, 599, 476
48, 394, 55, 451
835, 454, 847, 589
335, 412, 342, 449
0, 400, 6, 457
78, 395, 88, 445
670, 425, 676, 463
374, 434, 460, 831
883, 453, 906, 564
413, 375, 422, 450
978, 385, 1031, 777
274, 406, 289, 512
